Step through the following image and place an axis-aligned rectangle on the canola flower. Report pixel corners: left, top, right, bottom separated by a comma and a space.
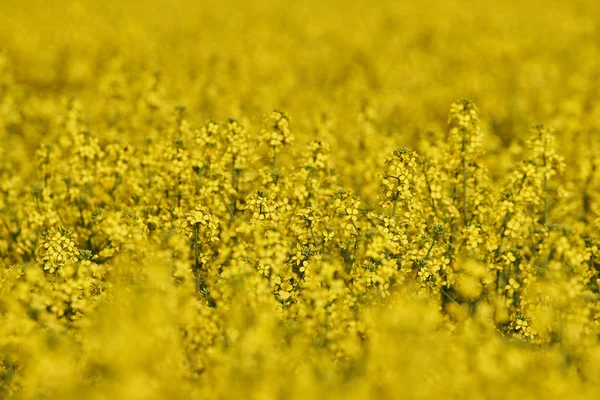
2, 0, 600, 399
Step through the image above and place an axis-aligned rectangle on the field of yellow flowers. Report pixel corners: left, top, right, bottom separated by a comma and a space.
2, 0, 600, 398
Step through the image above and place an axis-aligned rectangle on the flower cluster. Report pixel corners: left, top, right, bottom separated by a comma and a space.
36, 227, 79, 274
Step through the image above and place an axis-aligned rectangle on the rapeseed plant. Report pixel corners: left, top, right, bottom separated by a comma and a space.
2, 0, 600, 398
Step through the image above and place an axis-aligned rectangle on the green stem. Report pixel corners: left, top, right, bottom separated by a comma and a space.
461, 129, 468, 226
424, 237, 437, 261
193, 224, 201, 295
391, 192, 399, 219
218, 193, 235, 222
542, 135, 548, 225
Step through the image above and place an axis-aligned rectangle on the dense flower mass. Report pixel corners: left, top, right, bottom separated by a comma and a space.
2, 0, 600, 398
